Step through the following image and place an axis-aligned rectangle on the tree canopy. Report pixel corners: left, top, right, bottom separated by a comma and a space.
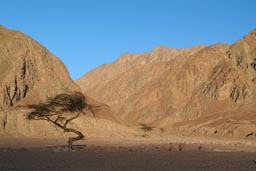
26, 91, 91, 149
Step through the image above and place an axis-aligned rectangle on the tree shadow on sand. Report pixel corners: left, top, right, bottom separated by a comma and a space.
47, 145, 87, 152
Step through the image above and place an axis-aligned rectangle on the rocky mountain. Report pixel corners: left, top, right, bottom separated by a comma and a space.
0, 25, 80, 109
0, 25, 124, 137
76, 44, 205, 93
77, 29, 256, 137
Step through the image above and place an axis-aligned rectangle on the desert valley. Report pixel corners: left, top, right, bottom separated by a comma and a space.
1, 25, 256, 170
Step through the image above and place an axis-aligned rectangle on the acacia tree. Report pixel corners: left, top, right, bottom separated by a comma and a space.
26, 92, 91, 149
139, 123, 154, 137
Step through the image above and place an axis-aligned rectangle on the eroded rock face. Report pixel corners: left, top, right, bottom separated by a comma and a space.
0, 26, 120, 137
0, 26, 80, 109
77, 29, 256, 137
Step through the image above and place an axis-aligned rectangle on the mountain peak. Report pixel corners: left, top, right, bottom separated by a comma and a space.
239, 29, 256, 45
152, 45, 168, 51
0, 26, 80, 109
245, 28, 256, 39
249, 28, 256, 34
0, 24, 6, 28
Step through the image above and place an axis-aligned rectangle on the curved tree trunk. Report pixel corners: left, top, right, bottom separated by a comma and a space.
64, 128, 84, 149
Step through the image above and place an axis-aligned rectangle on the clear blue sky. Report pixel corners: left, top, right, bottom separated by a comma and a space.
1, 0, 256, 79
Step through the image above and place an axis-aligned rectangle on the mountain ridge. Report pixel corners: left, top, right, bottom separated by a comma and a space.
77, 29, 256, 137
76, 44, 206, 94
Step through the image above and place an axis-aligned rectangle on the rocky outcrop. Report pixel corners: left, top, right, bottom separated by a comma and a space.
0, 25, 80, 109
184, 30, 256, 118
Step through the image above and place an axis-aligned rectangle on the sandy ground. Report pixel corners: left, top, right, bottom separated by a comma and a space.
1, 135, 256, 152
1, 150, 256, 171
1, 136, 256, 171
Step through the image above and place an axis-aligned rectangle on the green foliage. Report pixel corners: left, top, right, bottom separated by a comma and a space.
139, 123, 154, 137
26, 91, 89, 149
26, 91, 87, 120
48, 92, 86, 112
140, 123, 153, 131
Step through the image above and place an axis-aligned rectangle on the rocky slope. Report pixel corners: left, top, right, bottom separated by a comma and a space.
77, 29, 256, 137
76, 44, 205, 93
0, 25, 126, 137
0, 25, 80, 109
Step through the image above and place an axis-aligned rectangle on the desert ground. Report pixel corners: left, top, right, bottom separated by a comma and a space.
1, 136, 256, 171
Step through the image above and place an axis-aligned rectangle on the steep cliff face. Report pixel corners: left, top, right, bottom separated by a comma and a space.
77, 29, 256, 137
0, 25, 80, 109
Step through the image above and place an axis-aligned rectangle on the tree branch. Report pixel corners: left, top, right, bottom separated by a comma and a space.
63, 113, 80, 128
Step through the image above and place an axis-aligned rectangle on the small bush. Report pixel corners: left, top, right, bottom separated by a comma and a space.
139, 123, 154, 137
